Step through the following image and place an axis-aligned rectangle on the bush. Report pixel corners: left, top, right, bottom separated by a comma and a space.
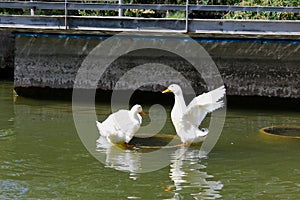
223, 0, 300, 20
0, 0, 299, 20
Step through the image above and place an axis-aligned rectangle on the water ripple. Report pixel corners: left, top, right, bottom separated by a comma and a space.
0, 129, 15, 138
0, 180, 29, 199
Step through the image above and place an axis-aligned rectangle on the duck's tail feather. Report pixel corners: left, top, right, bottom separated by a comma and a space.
196, 129, 209, 138
96, 121, 104, 136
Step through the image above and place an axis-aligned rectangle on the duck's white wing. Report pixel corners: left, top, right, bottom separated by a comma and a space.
96, 113, 118, 137
183, 85, 226, 127
111, 110, 140, 137
112, 110, 137, 131
112, 110, 141, 143
96, 110, 129, 136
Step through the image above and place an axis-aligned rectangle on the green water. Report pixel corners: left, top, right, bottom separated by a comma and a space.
0, 81, 299, 199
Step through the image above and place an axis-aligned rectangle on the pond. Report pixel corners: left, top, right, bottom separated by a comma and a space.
0, 81, 299, 199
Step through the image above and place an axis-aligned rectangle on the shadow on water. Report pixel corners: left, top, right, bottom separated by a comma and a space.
227, 95, 300, 111
13, 85, 300, 111
14, 87, 174, 105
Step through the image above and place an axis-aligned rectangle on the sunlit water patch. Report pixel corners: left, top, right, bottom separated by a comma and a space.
0, 180, 29, 199
0, 128, 15, 138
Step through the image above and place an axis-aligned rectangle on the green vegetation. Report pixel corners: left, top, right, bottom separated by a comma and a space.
0, 0, 299, 20
223, 0, 300, 20
0, 8, 30, 15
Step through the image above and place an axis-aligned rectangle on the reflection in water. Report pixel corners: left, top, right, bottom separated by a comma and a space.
0, 128, 15, 138
169, 147, 223, 199
96, 135, 223, 199
96, 136, 141, 180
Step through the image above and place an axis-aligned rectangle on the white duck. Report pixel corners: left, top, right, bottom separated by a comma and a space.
96, 104, 145, 146
162, 84, 226, 145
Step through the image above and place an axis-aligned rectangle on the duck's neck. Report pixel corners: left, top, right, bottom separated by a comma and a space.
130, 110, 140, 123
173, 93, 187, 114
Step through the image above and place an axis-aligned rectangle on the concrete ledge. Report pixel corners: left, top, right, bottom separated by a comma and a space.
1, 15, 300, 39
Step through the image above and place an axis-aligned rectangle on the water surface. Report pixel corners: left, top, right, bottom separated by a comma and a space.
0, 81, 299, 199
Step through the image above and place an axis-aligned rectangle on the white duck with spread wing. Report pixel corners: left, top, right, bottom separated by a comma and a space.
162, 84, 226, 144
96, 104, 145, 146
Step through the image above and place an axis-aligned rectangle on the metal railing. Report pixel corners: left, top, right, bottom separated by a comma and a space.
1, 1, 300, 14
1, 1, 300, 32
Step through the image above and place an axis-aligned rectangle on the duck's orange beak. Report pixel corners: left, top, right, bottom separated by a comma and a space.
162, 88, 171, 93
140, 110, 146, 115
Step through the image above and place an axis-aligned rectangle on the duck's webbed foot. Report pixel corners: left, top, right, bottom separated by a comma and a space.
124, 142, 136, 149
182, 142, 190, 146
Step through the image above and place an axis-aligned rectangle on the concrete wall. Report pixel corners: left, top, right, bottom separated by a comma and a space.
0, 31, 14, 78
13, 34, 300, 98
203, 41, 300, 98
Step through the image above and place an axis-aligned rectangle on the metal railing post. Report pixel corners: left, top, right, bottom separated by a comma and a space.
30, 0, 34, 16
65, 0, 68, 29
185, 0, 189, 33
119, 0, 123, 17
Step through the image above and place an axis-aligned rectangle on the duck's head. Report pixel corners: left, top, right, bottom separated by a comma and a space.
162, 84, 182, 95
131, 104, 146, 115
